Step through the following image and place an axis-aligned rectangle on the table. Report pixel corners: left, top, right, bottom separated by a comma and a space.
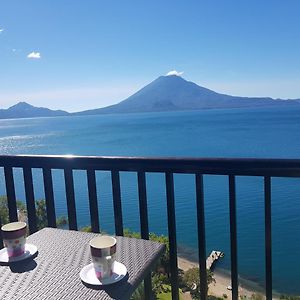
0, 228, 165, 300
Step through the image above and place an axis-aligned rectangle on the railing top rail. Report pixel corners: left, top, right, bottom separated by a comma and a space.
1, 154, 300, 177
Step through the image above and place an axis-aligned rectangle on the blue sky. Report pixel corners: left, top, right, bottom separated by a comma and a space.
1, 1, 300, 112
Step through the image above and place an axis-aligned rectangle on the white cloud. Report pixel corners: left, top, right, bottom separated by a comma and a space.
166, 70, 184, 77
27, 52, 41, 59
0, 29, 4, 33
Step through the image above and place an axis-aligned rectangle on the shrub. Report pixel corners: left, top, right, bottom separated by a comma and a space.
183, 267, 215, 299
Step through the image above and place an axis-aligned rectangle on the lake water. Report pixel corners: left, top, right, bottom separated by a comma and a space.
0, 106, 300, 295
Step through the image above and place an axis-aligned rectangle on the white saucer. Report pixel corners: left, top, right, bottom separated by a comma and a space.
80, 261, 127, 286
0, 244, 38, 263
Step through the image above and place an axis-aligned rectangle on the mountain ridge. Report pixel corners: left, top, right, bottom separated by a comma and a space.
1, 75, 300, 119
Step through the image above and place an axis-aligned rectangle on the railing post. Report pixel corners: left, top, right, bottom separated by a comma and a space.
23, 167, 37, 233
64, 168, 78, 231
87, 169, 100, 233
138, 172, 149, 240
138, 171, 152, 299
229, 175, 238, 300
43, 168, 57, 228
4, 166, 18, 222
165, 172, 179, 300
195, 174, 207, 300
264, 176, 272, 300
111, 171, 124, 236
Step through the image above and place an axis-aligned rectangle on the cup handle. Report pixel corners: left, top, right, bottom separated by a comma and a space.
106, 255, 112, 268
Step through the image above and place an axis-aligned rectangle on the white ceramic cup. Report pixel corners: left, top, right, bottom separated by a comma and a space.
1, 222, 27, 258
90, 235, 117, 280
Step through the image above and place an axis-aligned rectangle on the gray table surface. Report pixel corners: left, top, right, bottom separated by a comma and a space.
0, 228, 165, 300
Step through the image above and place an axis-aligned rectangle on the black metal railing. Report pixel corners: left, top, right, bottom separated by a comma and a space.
1, 155, 300, 300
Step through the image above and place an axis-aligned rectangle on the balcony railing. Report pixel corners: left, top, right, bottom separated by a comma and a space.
1, 155, 300, 300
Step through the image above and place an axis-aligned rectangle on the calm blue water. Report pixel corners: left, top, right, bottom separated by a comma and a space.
0, 106, 300, 294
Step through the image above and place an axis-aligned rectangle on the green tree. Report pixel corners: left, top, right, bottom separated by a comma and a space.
0, 196, 26, 225
152, 273, 170, 294
0, 195, 67, 230
183, 267, 215, 300
149, 232, 170, 276
124, 229, 172, 297
123, 229, 170, 278
0, 196, 10, 225
34, 199, 67, 229
80, 225, 93, 232
35, 200, 47, 230
130, 281, 146, 300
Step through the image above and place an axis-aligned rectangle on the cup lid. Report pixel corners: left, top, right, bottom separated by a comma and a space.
90, 236, 116, 249
1, 222, 27, 232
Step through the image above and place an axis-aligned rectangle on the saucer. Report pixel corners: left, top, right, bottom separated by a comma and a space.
0, 244, 38, 263
80, 261, 127, 286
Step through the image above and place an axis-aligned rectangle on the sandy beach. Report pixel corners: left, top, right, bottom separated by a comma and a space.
177, 257, 266, 299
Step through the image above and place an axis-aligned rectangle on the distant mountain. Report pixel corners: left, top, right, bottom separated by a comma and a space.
0, 102, 69, 119
76, 75, 300, 115
3, 76, 300, 119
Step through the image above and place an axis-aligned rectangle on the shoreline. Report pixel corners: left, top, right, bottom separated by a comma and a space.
177, 256, 279, 299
